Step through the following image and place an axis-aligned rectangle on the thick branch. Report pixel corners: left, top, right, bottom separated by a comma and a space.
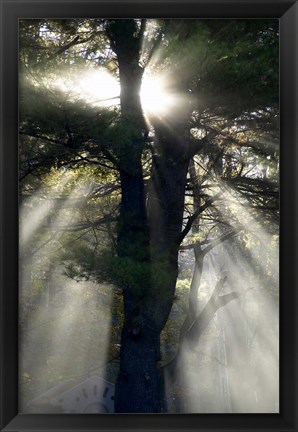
187, 284, 253, 343
164, 277, 252, 379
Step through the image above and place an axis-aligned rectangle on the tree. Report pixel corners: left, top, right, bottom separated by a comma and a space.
19, 18, 279, 413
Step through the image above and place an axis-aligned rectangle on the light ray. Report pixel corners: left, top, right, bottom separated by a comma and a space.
174, 242, 278, 412
50, 66, 182, 119
54, 69, 120, 107
20, 172, 73, 245
19, 172, 114, 413
166, 174, 279, 413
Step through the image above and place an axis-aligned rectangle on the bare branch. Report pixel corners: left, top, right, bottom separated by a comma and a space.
178, 192, 221, 244
49, 215, 118, 232
48, 32, 104, 60
202, 228, 240, 255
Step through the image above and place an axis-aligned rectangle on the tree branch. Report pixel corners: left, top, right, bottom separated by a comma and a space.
202, 228, 240, 256
188, 130, 218, 158
48, 32, 103, 60
186, 285, 253, 343
178, 192, 221, 244
49, 215, 118, 232
164, 277, 253, 379
139, 19, 147, 47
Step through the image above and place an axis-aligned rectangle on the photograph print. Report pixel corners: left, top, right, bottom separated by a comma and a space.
19, 18, 279, 414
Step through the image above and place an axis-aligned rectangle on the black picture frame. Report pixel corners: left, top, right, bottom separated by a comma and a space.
0, 1, 297, 431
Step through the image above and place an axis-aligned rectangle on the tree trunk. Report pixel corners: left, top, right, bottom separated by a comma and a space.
106, 20, 163, 413
114, 305, 161, 412
106, 20, 191, 412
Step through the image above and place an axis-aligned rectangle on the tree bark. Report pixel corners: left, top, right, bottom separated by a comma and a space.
106, 20, 192, 412
114, 300, 161, 412
106, 20, 164, 413
146, 114, 193, 346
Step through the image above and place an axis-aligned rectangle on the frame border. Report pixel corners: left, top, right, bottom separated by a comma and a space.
1, 1, 297, 431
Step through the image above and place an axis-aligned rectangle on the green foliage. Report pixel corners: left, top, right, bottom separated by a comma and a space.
157, 19, 278, 114
62, 245, 150, 295
20, 77, 116, 141
62, 243, 180, 300
150, 260, 178, 298
110, 256, 151, 295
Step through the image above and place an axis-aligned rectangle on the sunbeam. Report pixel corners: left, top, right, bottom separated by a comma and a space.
164, 173, 279, 413
49, 66, 179, 118
54, 69, 120, 107
19, 172, 73, 245
19, 171, 115, 413
172, 239, 278, 412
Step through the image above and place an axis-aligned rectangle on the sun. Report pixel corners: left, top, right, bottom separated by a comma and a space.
140, 74, 175, 116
